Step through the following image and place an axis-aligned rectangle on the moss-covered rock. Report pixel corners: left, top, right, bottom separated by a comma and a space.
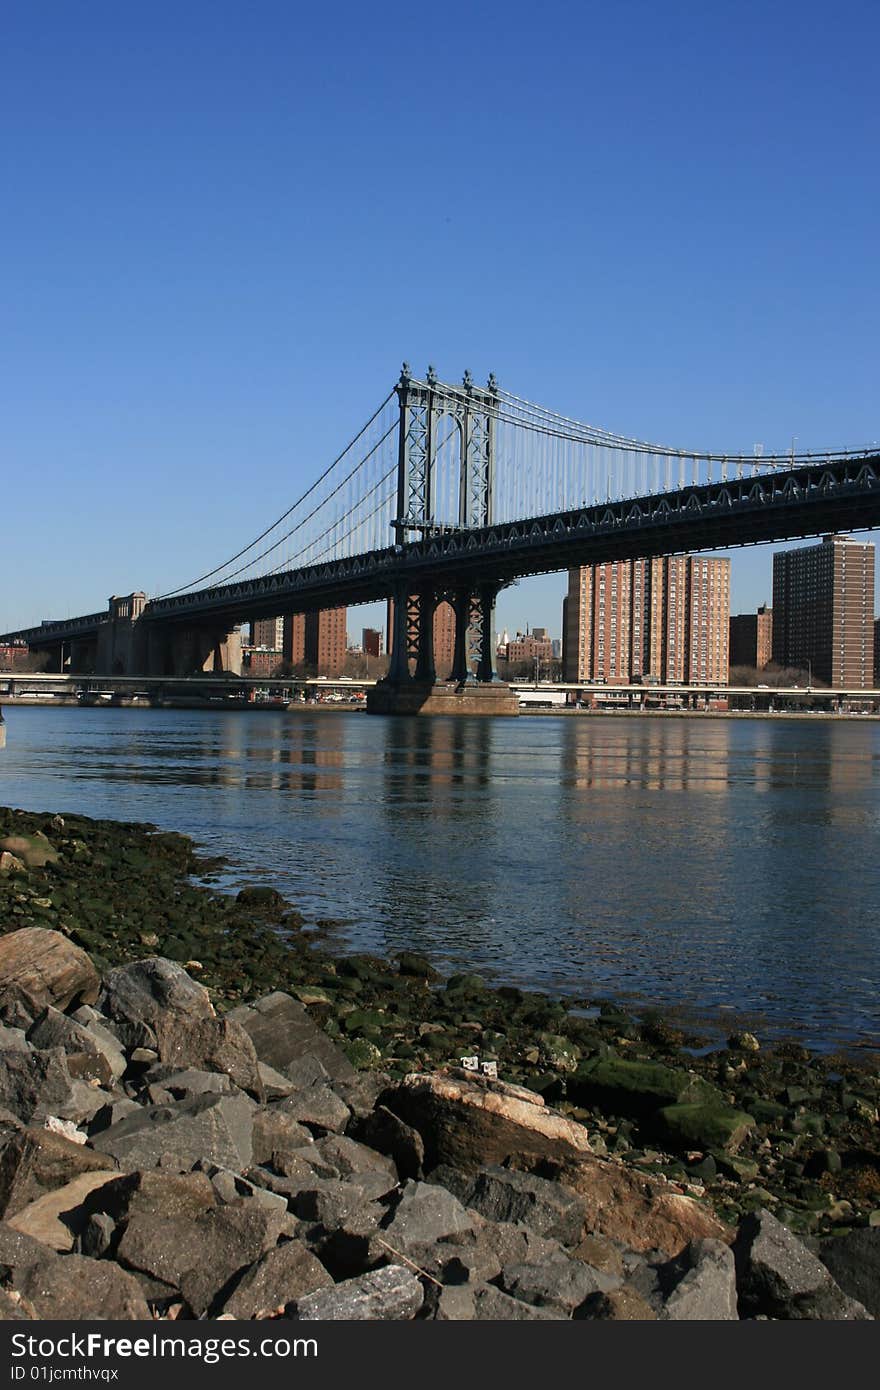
654, 1102, 756, 1153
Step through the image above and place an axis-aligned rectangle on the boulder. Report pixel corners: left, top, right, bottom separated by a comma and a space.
274, 1084, 351, 1134
379, 1070, 593, 1172
527, 1154, 730, 1257
220, 1240, 334, 1318
102, 958, 214, 1045
0, 929, 99, 1011
151, 1016, 265, 1101
659, 1238, 738, 1320
310, 1134, 398, 1187
456, 1167, 588, 1246
251, 1109, 314, 1168
0, 1219, 57, 1275
0, 834, 59, 869
0, 1126, 116, 1218
90, 1093, 255, 1171
574, 1287, 658, 1320
7, 1171, 121, 1251
381, 1180, 474, 1250
0, 1288, 35, 1318
79, 1169, 217, 1228
117, 1202, 290, 1316
473, 1286, 562, 1319
818, 1227, 880, 1318
654, 1102, 755, 1154
13, 1251, 151, 1319
293, 1264, 425, 1320
567, 1056, 721, 1118
733, 1209, 872, 1319
226, 992, 358, 1085
355, 1105, 425, 1181
499, 1257, 615, 1313
27, 1007, 125, 1081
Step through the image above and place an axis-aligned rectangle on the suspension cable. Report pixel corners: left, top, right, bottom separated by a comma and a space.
155, 388, 395, 597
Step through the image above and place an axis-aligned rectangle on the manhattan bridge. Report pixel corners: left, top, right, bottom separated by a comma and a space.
3, 365, 879, 712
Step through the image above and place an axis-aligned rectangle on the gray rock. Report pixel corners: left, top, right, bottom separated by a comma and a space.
574, 1287, 658, 1320
0, 1126, 116, 1219
458, 1166, 588, 1245
87, 1099, 141, 1134
430, 1284, 477, 1320
102, 958, 214, 1045
117, 1202, 290, 1316
660, 1239, 738, 1320
80, 1169, 217, 1227
274, 1084, 351, 1134
0, 1219, 56, 1275
382, 1180, 474, 1250
733, 1209, 872, 1320
440, 1221, 567, 1287
26, 1007, 125, 1081
356, 1105, 425, 1181
251, 1109, 314, 1167
293, 1264, 424, 1320
152, 1017, 264, 1102
220, 1240, 334, 1318
227, 992, 357, 1085
292, 1180, 385, 1232
257, 1062, 296, 1099
14, 1251, 150, 1319
473, 1285, 562, 1319
145, 1067, 237, 1103
311, 1134, 398, 1188
210, 1169, 290, 1213
0, 1025, 30, 1052
0, 1047, 80, 1125
501, 1256, 616, 1312
78, 1211, 115, 1258
818, 1227, 880, 1318
90, 1092, 255, 1171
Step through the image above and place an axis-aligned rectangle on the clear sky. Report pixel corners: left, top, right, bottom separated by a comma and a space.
3, 0, 878, 641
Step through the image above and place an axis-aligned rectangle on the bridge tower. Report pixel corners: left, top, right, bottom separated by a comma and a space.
370, 364, 518, 715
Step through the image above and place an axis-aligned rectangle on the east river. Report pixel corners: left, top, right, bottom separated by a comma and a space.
2, 706, 879, 1053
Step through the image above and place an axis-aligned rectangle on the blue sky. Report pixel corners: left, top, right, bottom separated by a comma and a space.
3, 0, 878, 641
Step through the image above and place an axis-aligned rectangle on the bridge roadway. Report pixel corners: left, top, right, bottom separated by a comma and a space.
2, 451, 880, 649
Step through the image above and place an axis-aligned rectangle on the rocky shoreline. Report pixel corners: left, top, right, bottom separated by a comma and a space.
0, 804, 878, 1321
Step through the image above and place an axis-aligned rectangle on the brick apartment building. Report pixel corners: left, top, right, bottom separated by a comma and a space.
563, 555, 730, 685
772, 534, 874, 687
729, 605, 773, 670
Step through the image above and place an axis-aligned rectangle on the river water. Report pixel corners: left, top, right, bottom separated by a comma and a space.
1, 706, 879, 1052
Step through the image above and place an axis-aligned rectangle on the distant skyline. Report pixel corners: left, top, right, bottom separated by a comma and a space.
3, 1, 878, 636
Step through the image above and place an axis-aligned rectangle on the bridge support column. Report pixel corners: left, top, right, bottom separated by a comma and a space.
450, 590, 473, 686
386, 581, 412, 684
475, 584, 500, 683
414, 587, 437, 684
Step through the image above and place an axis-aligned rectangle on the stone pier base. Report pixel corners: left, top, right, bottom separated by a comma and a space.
366, 680, 520, 716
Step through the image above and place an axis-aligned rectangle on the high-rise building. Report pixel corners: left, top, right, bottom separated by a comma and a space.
362, 628, 382, 659
282, 608, 347, 677
729, 605, 773, 670
772, 534, 874, 687
563, 555, 730, 685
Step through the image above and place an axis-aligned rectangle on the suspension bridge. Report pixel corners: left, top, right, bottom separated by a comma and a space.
4, 364, 879, 713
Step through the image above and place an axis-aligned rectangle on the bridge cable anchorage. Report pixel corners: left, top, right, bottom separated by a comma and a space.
154, 388, 396, 597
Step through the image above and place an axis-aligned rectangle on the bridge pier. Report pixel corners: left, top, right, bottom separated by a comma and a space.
367, 580, 518, 716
